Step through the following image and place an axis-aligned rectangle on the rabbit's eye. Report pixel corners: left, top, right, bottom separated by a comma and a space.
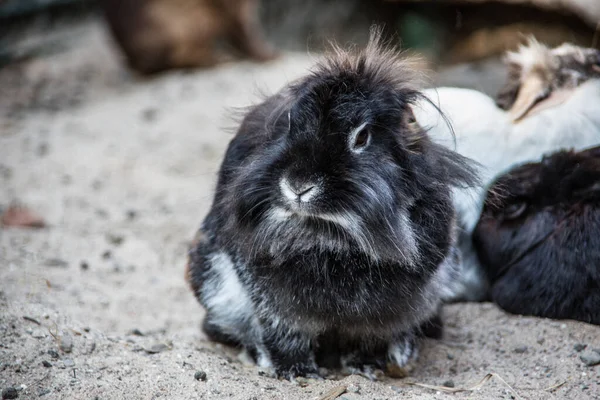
349, 122, 371, 153
503, 202, 527, 220
353, 129, 370, 149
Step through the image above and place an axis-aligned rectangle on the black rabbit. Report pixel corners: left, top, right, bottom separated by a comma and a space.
473, 146, 600, 325
186, 30, 478, 380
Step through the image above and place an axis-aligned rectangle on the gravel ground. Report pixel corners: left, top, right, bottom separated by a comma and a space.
1, 15, 600, 400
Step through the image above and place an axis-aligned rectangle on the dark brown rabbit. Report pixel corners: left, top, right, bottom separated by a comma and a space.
101, 0, 277, 74
473, 146, 600, 325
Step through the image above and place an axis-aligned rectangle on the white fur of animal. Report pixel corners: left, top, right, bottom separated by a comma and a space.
412, 40, 600, 300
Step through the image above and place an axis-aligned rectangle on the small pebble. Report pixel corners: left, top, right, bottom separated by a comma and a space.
442, 380, 455, 388
581, 352, 600, 366
102, 250, 111, 260
446, 352, 455, 360
574, 343, 587, 352
126, 210, 137, 220
92, 180, 103, 191
347, 383, 360, 393
37, 143, 48, 157
1, 206, 45, 228
48, 350, 59, 359
63, 359, 75, 368
130, 329, 144, 336
41, 360, 52, 368
59, 334, 74, 353
1, 387, 18, 399
194, 370, 207, 381
141, 108, 158, 122
513, 346, 528, 354
144, 343, 169, 354
80, 261, 89, 271
106, 233, 124, 246
31, 330, 46, 339
536, 338, 545, 345
339, 394, 361, 400
37, 388, 51, 397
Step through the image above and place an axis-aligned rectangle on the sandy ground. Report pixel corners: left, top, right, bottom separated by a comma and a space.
1, 16, 600, 400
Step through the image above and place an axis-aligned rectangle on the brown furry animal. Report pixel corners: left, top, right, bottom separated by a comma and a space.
101, 0, 277, 74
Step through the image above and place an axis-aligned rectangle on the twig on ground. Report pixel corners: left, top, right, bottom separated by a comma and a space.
397, 373, 523, 399
23, 315, 41, 325
318, 385, 347, 400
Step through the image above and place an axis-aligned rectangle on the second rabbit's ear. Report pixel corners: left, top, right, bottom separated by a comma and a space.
508, 74, 548, 122
508, 77, 573, 122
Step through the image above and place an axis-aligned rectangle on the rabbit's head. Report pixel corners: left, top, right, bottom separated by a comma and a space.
473, 146, 600, 322
214, 31, 478, 266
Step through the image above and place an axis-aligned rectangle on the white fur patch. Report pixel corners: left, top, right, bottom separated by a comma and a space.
279, 177, 320, 203
317, 211, 363, 233
203, 252, 253, 334
269, 206, 294, 222
388, 337, 417, 367
430, 250, 462, 301
256, 345, 274, 369
396, 212, 419, 264
268, 206, 364, 233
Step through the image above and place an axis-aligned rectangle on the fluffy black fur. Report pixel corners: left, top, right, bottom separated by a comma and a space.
187, 30, 478, 379
473, 146, 600, 325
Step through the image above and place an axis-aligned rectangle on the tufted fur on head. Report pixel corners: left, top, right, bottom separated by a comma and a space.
187, 27, 478, 380
473, 146, 600, 324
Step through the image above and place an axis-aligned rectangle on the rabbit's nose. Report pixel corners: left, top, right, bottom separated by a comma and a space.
280, 178, 318, 203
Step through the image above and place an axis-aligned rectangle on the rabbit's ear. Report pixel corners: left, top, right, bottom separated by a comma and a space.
509, 81, 573, 122
507, 73, 547, 122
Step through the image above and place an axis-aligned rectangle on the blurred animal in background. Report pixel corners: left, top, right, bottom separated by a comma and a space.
413, 41, 600, 301
186, 31, 478, 380
385, 0, 600, 64
474, 146, 600, 325
101, 0, 277, 74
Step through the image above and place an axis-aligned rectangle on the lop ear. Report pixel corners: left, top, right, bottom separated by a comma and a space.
508, 79, 575, 122
507, 74, 549, 122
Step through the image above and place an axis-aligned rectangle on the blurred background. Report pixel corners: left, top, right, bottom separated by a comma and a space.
1, 0, 599, 131
1, 3, 600, 398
